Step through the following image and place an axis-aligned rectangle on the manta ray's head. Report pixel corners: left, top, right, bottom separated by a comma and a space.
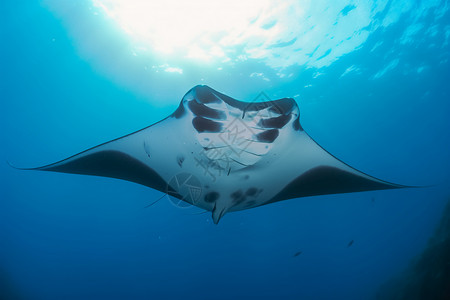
173, 85, 303, 134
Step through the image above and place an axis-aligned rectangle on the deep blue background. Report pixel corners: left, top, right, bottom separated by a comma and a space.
1, 1, 450, 299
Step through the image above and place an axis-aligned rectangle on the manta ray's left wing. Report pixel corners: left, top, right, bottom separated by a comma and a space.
13, 125, 170, 194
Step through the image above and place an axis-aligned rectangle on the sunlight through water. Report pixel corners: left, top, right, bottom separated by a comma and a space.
42, 0, 449, 101
91, 0, 447, 70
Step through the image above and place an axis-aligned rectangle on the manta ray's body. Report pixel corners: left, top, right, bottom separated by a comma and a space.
24, 85, 405, 223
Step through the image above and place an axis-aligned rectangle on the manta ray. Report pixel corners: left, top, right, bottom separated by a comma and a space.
18, 85, 407, 223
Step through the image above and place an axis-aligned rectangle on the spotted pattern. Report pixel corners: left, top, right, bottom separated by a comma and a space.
245, 200, 256, 208
231, 190, 245, 206
256, 129, 279, 143
192, 117, 223, 133
258, 114, 292, 129
188, 100, 226, 120
204, 191, 220, 203
177, 155, 185, 167
246, 187, 258, 196
293, 117, 303, 131
183, 85, 301, 171
172, 102, 185, 119
230, 187, 263, 208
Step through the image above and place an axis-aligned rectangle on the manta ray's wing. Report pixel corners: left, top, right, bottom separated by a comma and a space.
15, 125, 170, 195
13, 85, 411, 224
178, 86, 407, 210
263, 131, 407, 206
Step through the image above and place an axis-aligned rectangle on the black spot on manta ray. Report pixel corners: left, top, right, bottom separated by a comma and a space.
292, 116, 303, 131
268, 98, 295, 115
192, 117, 222, 133
245, 200, 256, 207
195, 86, 222, 104
258, 114, 292, 129
246, 187, 258, 196
204, 191, 219, 203
256, 129, 279, 143
231, 190, 243, 199
172, 102, 186, 119
177, 155, 185, 167
188, 100, 226, 120
193, 86, 300, 121
244, 102, 272, 112
231, 190, 246, 206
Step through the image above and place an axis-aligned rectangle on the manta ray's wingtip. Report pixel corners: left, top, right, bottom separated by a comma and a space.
378, 180, 437, 192
381, 177, 435, 189
6, 160, 16, 169
6, 159, 59, 171
6, 160, 42, 171
6, 160, 25, 170
403, 183, 437, 189
369, 178, 429, 190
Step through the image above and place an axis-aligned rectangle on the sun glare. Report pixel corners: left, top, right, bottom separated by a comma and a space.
93, 0, 270, 60
90, 0, 442, 70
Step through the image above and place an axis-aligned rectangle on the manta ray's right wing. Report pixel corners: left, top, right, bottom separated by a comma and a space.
265, 131, 408, 205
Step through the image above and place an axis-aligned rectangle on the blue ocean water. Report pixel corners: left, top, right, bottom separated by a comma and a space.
1, 1, 450, 299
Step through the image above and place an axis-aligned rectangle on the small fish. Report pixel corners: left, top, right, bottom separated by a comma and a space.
227, 168, 231, 176
293, 251, 302, 257
347, 240, 354, 247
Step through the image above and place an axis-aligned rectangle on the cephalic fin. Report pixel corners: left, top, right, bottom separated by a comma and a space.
212, 202, 228, 224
